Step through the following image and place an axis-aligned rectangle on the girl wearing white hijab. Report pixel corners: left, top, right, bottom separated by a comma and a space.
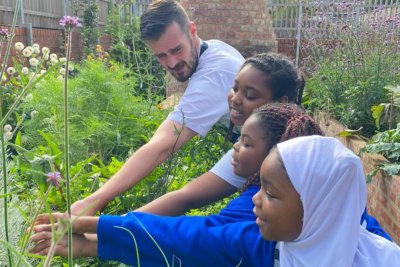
253, 135, 400, 266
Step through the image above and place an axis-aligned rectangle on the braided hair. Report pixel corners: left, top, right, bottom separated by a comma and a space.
241, 103, 323, 190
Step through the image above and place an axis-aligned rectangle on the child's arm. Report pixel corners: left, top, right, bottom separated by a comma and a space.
97, 212, 276, 266
136, 149, 243, 216
136, 171, 237, 215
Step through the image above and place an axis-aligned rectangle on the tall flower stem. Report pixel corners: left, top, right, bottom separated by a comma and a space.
58, 14, 81, 266
1, 1, 22, 266
0, 122, 11, 266
63, 29, 73, 266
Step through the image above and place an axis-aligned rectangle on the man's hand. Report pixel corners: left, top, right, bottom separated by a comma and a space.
70, 119, 197, 217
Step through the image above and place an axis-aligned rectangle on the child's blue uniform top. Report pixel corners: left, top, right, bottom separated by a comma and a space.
97, 186, 390, 266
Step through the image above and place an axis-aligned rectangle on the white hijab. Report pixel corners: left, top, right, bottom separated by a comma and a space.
276, 135, 400, 267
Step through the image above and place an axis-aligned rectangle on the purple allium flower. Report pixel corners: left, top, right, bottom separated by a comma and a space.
0, 27, 10, 38
59, 15, 82, 29
47, 171, 61, 187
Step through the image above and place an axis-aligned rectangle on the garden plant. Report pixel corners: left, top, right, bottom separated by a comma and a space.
1, 1, 400, 266
300, 2, 400, 178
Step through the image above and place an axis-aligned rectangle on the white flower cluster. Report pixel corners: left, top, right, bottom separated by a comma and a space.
2, 42, 70, 83
3, 124, 13, 141
1, 41, 78, 94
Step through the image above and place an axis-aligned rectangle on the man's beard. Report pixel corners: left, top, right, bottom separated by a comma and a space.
170, 39, 199, 82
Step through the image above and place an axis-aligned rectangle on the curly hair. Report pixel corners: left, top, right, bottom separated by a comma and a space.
241, 53, 305, 104
241, 103, 323, 190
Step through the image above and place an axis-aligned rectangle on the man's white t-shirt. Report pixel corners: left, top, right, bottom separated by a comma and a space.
167, 39, 244, 137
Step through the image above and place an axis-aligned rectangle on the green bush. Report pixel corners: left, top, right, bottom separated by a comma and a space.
21, 59, 168, 165
105, 3, 166, 98
302, 3, 400, 136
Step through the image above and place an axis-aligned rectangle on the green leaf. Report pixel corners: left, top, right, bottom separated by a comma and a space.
371, 105, 385, 130
380, 163, 400, 176
38, 130, 62, 160
15, 130, 22, 146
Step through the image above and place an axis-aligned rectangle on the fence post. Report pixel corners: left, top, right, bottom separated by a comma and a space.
62, 0, 68, 15
18, 0, 25, 25
17, 0, 33, 46
294, 0, 302, 67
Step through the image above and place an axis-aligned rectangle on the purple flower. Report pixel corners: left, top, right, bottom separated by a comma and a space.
0, 27, 10, 38
59, 15, 82, 29
47, 171, 61, 187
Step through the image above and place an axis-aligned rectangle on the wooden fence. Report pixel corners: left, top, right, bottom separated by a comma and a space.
0, 0, 112, 29
268, 0, 400, 38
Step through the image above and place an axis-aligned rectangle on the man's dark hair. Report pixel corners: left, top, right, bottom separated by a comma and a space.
140, 0, 190, 41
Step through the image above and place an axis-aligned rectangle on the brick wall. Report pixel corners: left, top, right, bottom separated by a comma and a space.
277, 38, 297, 60
180, 0, 277, 58
366, 159, 400, 244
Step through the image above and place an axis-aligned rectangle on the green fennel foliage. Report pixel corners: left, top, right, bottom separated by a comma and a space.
21, 59, 167, 165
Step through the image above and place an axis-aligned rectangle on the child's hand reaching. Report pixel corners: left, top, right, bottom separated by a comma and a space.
30, 231, 97, 257
30, 212, 100, 257
32, 212, 99, 234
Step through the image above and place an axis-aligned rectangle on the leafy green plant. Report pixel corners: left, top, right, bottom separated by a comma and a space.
302, 3, 400, 137
82, 0, 100, 55
361, 123, 400, 178
361, 84, 400, 178
105, 2, 165, 98
21, 58, 167, 165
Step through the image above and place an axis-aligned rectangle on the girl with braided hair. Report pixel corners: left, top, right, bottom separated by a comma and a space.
232, 103, 322, 191
135, 52, 306, 215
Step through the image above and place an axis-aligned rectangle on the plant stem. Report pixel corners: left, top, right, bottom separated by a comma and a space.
0, 1, 22, 266
0, 123, 11, 266
64, 30, 73, 267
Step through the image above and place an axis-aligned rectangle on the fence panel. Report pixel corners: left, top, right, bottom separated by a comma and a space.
22, 0, 63, 28
0, 0, 114, 29
0, 0, 16, 26
268, 0, 400, 39
131, 0, 151, 17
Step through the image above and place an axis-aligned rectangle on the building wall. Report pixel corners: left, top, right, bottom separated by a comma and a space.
180, 0, 277, 58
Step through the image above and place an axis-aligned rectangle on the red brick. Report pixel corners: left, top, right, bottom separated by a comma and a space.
378, 193, 388, 208
181, 0, 277, 56
379, 210, 393, 229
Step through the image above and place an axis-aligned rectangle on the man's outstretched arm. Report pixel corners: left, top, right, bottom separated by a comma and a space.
71, 119, 197, 215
